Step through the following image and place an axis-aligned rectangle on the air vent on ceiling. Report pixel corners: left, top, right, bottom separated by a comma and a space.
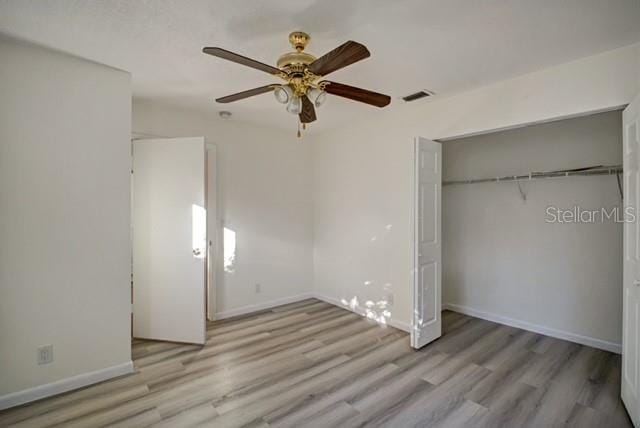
402, 90, 434, 102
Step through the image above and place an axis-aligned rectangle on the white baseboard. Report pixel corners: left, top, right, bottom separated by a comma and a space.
215, 292, 411, 333
443, 302, 621, 354
0, 361, 134, 410
215, 293, 315, 320
312, 293, 411, 333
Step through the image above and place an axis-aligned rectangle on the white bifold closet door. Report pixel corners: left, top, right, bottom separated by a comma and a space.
622, 93, 640, 426
132, 137, 206, 345
411, 137, 442, 349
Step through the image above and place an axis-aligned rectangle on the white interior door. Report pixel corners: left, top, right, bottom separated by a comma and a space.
132, 137, 206, 345
623, 94, 640, 425
412, 137, 442, 349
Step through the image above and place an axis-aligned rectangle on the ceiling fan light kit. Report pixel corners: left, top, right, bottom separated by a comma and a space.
274, 85, 292, 104
203, 31, 391, 137
286, 94, 302, 115
307, 88, 326, 108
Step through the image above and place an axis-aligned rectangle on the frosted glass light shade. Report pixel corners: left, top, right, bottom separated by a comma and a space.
286, 96, 302, 114
274, 85, 292, 104
307, 88, 327, 107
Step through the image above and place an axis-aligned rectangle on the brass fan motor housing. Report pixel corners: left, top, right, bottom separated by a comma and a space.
277, 32, 315, 74
277, 51, 316, 72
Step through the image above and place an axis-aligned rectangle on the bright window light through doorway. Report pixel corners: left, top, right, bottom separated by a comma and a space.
191, 204, 206, 259
224, 227, 236, 273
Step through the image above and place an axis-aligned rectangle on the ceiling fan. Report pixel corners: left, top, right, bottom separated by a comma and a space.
203, 31, 391, 136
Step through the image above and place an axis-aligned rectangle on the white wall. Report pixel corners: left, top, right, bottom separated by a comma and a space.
443, 111, 623, 350
313, 43, 640, 331
0, 36, 132, 402
132, 100, 314, 317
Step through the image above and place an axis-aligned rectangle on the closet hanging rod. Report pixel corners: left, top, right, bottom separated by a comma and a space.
443, 164, 622, 187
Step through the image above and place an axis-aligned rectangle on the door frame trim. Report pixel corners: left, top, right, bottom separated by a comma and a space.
206, 144, 219, 321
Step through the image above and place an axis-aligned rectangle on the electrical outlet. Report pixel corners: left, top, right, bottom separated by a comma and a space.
255, 283, 261, 293
37, 345, 53, 365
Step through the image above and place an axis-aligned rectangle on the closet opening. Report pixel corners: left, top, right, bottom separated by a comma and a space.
439, 108, 624, 354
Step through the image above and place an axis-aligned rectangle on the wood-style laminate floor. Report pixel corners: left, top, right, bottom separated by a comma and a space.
0, 298, 633, 427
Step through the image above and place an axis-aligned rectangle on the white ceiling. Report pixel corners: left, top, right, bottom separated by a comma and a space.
1, 0, 639, 134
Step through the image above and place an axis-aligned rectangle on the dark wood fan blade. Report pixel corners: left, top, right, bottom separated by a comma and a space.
216, 85, 275, 103
308, 41, 370, 76
322, 81, 391, 107
203, 47, 281, 75
299, 95, 317, 123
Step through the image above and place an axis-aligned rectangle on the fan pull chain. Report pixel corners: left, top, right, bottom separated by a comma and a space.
297, 121, 301, 138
